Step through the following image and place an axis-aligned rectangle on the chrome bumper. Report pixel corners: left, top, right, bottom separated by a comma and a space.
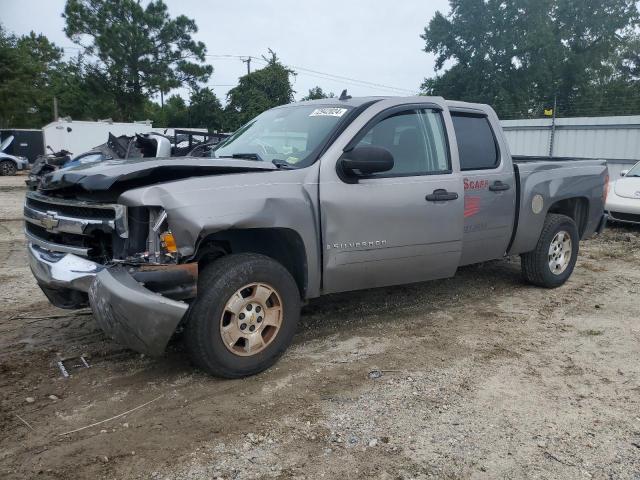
27, 242, 103, 292
28, 241, 189, 356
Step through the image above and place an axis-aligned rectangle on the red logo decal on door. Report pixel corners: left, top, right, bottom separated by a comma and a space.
464, 196, 481, 218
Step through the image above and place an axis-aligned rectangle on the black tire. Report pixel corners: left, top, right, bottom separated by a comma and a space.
185, 253, 301, 378
521, 213, 579, 288
0, 160, 17, 176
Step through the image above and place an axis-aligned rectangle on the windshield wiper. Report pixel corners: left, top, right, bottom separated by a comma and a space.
272, 159, 295, 170
216, 152, 294, 170
216, 153, 264, 162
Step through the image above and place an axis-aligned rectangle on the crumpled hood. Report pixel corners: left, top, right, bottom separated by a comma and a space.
38, 156, 277, 196
614, 176, 640, 199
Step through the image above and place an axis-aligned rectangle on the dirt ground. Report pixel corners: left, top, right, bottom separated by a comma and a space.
1, 173, 639, 480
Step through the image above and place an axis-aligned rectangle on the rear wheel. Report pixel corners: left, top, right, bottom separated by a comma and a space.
0, 160, 16, 176
521, 214, 579, 288
185, 253, 300, 378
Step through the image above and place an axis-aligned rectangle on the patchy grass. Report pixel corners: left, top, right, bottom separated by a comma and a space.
579, 329, 605, 337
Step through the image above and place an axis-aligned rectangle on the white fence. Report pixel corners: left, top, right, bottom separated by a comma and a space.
501, 116, 640, 177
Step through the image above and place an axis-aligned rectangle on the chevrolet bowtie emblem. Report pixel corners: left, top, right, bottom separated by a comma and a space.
40, 211, 59, 230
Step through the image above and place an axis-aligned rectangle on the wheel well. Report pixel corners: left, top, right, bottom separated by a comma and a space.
194, 228, 308, 298
547, 197, 589, 237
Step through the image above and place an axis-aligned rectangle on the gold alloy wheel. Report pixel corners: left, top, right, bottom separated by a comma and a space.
548, 230, 572, 275
219, 283, 283, 356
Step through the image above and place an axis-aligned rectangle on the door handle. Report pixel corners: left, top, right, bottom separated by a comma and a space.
489, 181, 510, 192
425, 189, 459, 202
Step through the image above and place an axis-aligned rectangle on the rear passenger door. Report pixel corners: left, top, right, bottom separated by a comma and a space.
451, 111, 516, 265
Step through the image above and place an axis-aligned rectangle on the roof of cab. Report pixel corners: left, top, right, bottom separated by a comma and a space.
286, 96, 492, 114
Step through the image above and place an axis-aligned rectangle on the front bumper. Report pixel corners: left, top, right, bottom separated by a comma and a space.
88, 267, 189, 356
606, 193, 640, 224
28, 242, 191, 356
28, 243, 103, 292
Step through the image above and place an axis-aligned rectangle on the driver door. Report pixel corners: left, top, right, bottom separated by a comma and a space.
319, 103, 464, 294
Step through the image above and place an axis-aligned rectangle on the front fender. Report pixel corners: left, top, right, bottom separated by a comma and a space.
118, 167, 322, 297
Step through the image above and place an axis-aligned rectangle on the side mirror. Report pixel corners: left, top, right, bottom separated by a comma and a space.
620, 169, 629, 177
338, 145, 394, 182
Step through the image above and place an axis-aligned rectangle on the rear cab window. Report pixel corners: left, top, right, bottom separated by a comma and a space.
451, 113, 499, 171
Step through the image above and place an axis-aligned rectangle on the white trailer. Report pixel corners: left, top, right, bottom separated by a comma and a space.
42, 119, 157, 157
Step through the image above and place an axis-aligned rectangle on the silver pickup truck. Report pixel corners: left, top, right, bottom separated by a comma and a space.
25, 96, 608, 377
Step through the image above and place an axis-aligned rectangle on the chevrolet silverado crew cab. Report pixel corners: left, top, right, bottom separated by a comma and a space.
25, 96, 609, 378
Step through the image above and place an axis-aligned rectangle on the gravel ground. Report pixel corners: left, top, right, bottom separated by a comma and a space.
1, 176, 639, 479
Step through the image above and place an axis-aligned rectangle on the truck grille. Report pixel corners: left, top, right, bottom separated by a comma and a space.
24, 191, 128, 260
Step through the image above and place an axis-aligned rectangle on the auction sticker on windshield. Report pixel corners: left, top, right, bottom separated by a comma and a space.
309, 108, 348, 117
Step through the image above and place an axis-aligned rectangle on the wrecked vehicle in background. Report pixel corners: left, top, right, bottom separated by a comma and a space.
25, 147, 72, 190
25, 96, 608, 379
25, 130, 227, 190
0, 136, 30, 176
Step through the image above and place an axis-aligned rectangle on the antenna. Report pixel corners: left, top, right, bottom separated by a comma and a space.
339, 89, 352, 101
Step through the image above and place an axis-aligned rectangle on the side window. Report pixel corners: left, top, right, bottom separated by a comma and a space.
355, 109, 450, 177
451, 114, 499, 170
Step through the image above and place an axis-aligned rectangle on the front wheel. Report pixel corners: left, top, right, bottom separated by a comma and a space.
185, 253, 301, 378
521, 213, 579, 288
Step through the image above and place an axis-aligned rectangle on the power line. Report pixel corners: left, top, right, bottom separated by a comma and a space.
62, 48, 418, 95
204, 54, 418, 95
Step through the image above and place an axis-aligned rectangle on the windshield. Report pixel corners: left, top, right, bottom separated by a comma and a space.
626, 161, 640, 177
212, 105, 352, 167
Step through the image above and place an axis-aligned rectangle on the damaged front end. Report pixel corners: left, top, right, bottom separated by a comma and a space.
88, 263, 197, 356
25, 190, 198, 355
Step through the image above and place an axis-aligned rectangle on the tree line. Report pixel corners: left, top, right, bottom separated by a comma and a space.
1, 0, 639, 131
0, 0, 312, 131
422, 0, 640, 119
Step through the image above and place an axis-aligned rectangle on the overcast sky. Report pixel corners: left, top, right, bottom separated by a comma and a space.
1, 0, 451, 102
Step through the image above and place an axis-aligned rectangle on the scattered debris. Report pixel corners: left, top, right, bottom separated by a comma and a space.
25, 397, 35, 403
56, 361, 69, 378
543, 451, 575, 466
368, 369, 402, 379
56, 355, 91, 378
58, 394, 164, 436
48, 394, 59, 401
15, 414, 35, 431
10, 309, 92, 321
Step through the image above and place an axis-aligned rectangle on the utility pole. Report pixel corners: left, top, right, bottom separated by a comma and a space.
548, 94, 557, 158
242, 57, 252, 75
53, 96, 58, 121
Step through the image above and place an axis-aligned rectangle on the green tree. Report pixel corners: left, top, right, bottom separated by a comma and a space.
421, 0, 640, 118
0, 26, 64, 128
302, 86, 334, 101
163, 94, 189, 127
225, 50, 295, 129
50, 55, 118, 121
63, 0, 212, 120
189, 87, 224, 130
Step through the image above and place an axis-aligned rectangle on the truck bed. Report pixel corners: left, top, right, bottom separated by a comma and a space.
508, 156, 608, 256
